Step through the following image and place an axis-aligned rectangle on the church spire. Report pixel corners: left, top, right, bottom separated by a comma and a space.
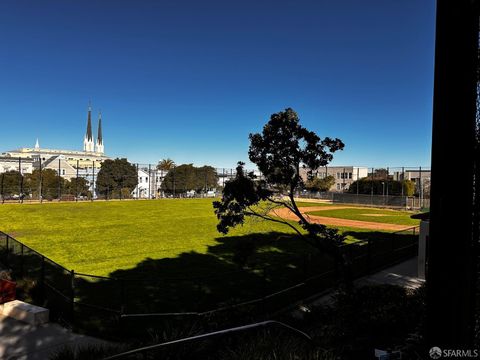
83, 102, 95, 152
34, 138, 40, 150
86, 104, 93, 141
97, 110, 103, 144
96, 110, 104, 154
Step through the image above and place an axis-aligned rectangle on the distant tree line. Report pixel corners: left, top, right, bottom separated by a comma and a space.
0, 169, 90, 201
0, 158, 221, 201
161, 164, 218, 194
96, 158, 138, 199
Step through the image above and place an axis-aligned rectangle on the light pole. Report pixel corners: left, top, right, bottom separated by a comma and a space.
382, 181, 385, 197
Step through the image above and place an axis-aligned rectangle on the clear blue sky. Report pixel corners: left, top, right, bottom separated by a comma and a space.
0, 0, 436, 168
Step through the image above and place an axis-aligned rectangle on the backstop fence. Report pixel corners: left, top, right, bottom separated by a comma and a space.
0, 160, 430, 209
0, 227, 419, 339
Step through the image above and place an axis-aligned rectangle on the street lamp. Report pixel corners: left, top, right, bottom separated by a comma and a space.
382, 181, 385, 197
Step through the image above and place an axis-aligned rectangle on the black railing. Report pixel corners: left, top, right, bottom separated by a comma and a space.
0, 227, 419, 339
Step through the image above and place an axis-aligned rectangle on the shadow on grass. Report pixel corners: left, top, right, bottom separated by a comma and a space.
3, 229, 417, 340
74, 232, 333, 313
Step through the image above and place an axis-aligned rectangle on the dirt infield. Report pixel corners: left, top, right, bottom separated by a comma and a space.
271, 206, 414, 231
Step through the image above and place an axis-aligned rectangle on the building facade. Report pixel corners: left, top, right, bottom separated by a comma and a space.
300, 166, 369, 192
0, 157, 34, 174
1, 105, 110, 172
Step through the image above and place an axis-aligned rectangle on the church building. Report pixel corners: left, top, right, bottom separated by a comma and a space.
1, 105, 111, 171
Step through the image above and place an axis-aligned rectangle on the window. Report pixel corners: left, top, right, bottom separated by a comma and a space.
336, 183, 340, 190
349, 172, 352, 179
337, 172, 340, 179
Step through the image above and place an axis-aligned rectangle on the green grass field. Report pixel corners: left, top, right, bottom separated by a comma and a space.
306, 207, 420, 226
0, 199, 420, 317
0, 199, 417, 277
0, 199, 305, 275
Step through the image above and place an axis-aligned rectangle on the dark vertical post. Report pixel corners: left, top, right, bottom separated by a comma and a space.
40, 256, 45, 304
18, 157, 23, 203
0, 173, 4, 204
370, 167, 374, 205
222, 168, 225, 188
367, 239, 372, 274
70, 270, 75, 326
172, 166, 175, 198
136, 163, 139, 199
386, 166, 389, 200
20, 243, 24, 277
58, 158, 62, 201
5, 235, 9, 266
401, 166, 405, 197
204, 168, 207, 196
39, 156, 43, 203
356, 167, 359, 195
148, 164, 151, 199
120, 278, 126, 315
91, 161, 95, 201
427, 0, 479, 349
76, 160, 79, 201
419, 166, 422, 209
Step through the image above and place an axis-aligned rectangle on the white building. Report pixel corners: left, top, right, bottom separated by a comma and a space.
41, 155, 78, 180
132, 168, 169, 199
0, 157, 34, 175
300, 166, 369, 192
1, 105, 110, 171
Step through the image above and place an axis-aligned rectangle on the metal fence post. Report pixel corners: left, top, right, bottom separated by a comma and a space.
0, 173, 4, 204
136, 163, 139, 199
148, 164, 151, 199
92, 161, 95, 201
172, 166, 176, 198
386, 166, 389, 204
70, 270, 75, 326
20, 243, 24, 277
356, 167, 359, 195
302, 254, 308, 279
39, 156, 43, 203
367, 240, 372, 274
40, 256, 46, 304
76, 160, 79, 201
120, 278, 126, 314
391, 232, 395, 255
370, 167, 374, 205
5, 235, 9, 266
58, 158, 62, 201
419, 166, 423, 209
19, 157, 23, 203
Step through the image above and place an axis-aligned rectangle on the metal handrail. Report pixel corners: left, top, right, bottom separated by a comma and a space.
102, 320, 313, 360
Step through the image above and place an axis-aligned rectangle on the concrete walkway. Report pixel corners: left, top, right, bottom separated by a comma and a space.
0, 315, 108, 360
292, 256, 424, 316
355, 257, 425, 290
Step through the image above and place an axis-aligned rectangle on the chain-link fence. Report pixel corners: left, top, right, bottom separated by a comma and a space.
0, 159, 430, 207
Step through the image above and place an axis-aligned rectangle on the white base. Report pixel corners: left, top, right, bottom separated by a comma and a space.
1, 300, 49, 325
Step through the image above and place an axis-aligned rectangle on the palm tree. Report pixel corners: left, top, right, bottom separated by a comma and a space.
157, 158, 175, 171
